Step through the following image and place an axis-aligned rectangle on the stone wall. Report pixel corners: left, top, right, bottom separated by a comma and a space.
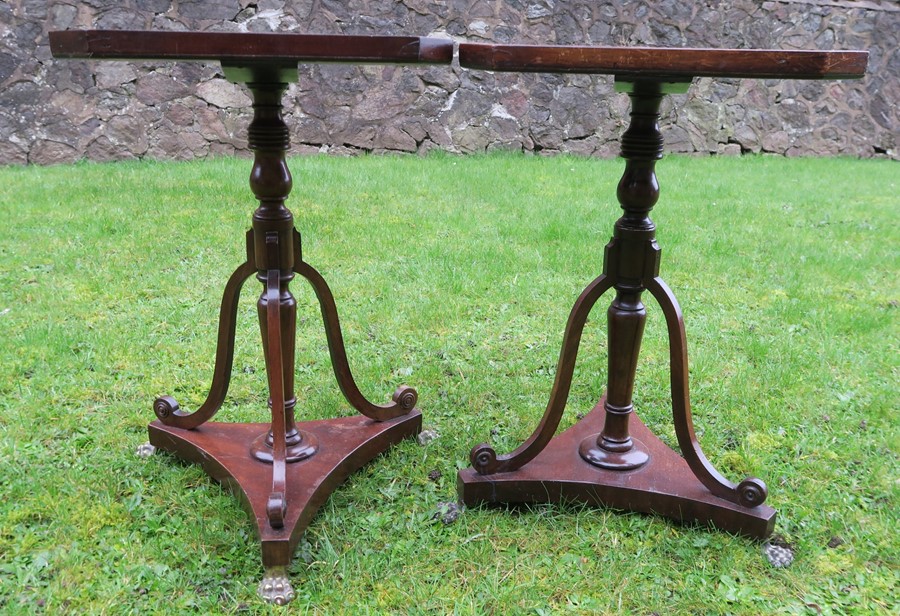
1, 0, 896, 165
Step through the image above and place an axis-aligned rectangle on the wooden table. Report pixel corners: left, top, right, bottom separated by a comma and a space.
455, 43, 867, 540
49, 29, 453, 605
50, 29, 867, 604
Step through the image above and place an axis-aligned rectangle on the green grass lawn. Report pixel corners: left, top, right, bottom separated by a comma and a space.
0, 153, 896, 614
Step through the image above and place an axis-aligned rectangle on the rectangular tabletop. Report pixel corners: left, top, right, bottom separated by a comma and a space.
49, 30, 453, 65
459, 44, 867, 80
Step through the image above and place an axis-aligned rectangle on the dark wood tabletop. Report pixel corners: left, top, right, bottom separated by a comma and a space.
459, 43, 867, 80
49, 30, 453, 65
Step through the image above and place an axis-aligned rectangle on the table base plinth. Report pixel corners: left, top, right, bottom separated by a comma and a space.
148, 410, 422, 567
458, 396, 775, 539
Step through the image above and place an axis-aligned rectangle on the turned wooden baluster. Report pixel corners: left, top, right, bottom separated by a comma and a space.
578, 81, 664, 470
245, 81, 319, 482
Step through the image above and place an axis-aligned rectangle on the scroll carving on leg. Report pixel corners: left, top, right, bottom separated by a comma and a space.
647, 276, 768, 508
153, 230, 256, 430
263, 234, 289, 529
469, 273, 614, 475
294, 231, 419, 422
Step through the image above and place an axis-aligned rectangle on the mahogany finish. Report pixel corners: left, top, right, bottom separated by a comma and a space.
459, 43, 867, 80
461, 397, 775, 538
50, 28, 868, 600
458, 43, 866, 538
149, 412, 422, 568
50, 29, 452, 604
49, 29, 453, 65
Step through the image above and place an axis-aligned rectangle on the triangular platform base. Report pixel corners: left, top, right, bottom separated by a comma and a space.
149, 409, 422, 568
458, 401, 775, 539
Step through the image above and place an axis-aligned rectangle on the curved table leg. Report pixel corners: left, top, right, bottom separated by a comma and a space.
647, 276, 769, 508
153, 231, 256, 430
263, 263, 288, 529
469, 274, 614, 474
294, 231, 418, 421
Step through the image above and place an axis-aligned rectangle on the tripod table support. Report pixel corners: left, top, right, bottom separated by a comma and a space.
45, 28, 456, 602
460, 80, 776, 538
146, 69, 424, 603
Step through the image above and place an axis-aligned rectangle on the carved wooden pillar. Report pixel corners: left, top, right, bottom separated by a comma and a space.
245, 81, 318, 463
579, 81, 664, 470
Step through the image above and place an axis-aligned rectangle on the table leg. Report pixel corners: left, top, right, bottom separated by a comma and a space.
151, 236, 255, 430
458, 80, 775, 538
148, 77, 421, 604
294, 238, 419, 421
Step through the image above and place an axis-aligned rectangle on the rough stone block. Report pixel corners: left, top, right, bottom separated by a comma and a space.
1, 0, 893, 164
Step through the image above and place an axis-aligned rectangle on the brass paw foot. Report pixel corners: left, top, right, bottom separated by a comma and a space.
258, 566, 295, 605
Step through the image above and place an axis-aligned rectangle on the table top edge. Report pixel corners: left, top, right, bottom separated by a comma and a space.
49, 29, 454, 65
458, 43, 868, 80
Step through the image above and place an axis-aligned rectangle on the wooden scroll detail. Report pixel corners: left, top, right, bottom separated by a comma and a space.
469, 273, 614, 474
647, 276, 768, 508
152, 231, 256, 430
293, 231, 418, 422
263, 236, 288, 529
